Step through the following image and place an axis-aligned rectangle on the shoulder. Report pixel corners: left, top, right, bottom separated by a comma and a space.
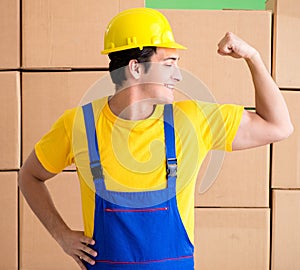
172, 99, 221, 119
174, 99, 243, 115
173, 100, 201, 115
61, 97, 109, 129
172, 100, 243, 128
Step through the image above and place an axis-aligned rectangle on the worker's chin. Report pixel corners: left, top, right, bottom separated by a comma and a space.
155, 96, 174, 104
166, 96, 174, 104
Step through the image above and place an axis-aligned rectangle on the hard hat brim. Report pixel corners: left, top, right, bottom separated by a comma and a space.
101, 42, 187, 55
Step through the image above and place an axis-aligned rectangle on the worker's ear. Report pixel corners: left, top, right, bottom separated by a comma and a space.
128, 59, 142, 80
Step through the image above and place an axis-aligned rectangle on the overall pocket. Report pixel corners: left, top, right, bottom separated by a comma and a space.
100, 203, 172, 262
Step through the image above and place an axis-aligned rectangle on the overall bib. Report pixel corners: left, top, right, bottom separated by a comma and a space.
82, 103, 194, 270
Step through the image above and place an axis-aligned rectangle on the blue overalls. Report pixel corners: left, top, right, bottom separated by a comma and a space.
82, 103, 194, 270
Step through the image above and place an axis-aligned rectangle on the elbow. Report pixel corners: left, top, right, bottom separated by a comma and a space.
275, 122, 294, 141
18, 165, 32, 190
285, 122, 294, 138
18, 166, 25, 188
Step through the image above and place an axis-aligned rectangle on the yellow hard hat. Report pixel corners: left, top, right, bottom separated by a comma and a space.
101, 8, 187, 54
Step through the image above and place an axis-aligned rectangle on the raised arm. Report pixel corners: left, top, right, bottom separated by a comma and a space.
18, 150, 97, 269
217, 32, 293, 150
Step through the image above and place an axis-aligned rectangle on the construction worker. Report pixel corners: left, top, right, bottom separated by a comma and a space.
18, 8, 293, 270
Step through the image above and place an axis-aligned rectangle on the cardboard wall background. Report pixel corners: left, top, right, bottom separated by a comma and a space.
272, 190, 300, 270
19, 172, 83, 270
22, 0, 144, 68
272, 91, 300, 188
1, 0, 299, 269
266, 0, 300, 88
0, 172, 18, 270
0, 0, 20, 69
195, 208, 270, 270
0, 72, 20, 170
161, 9, 271, 107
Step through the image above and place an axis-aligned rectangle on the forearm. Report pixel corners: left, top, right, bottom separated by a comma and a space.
246, 52, 293, 137
18, 169, 69, 243
19, 151, 96, 268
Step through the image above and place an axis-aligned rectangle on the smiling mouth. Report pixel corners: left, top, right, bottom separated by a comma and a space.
164, 84, 175, 90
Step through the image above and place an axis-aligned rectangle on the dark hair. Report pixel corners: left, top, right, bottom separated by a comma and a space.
108, 47, 157, 88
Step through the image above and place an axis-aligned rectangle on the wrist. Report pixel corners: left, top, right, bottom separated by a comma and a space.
245, 50, 260, 63
52, 221, 70, 244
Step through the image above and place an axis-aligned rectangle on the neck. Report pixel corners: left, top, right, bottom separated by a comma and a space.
108, 86, 157, 121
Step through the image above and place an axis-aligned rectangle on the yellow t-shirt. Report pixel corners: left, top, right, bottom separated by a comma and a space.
35, 97, 243, 244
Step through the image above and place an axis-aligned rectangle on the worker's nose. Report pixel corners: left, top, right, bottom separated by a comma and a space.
172, 66, 183, 82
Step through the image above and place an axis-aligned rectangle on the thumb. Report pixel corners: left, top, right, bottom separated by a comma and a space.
217, 32, 234, 56
217, 47, 233, 56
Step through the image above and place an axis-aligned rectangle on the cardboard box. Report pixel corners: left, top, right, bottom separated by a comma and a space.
0, 0, 20, 69
0, 72, 20, 169
272, 190, 300, 270
195, 208, 270, 270
266, 0, 300, 88
19, 172, 83, 270
120, 0, 145, 11
272, 91, 300, 188
22, 0, 145, 68
196, 145, 270, 207
0, 172, 18, 270
161, 9, 272, 107
22, 71, 110, 162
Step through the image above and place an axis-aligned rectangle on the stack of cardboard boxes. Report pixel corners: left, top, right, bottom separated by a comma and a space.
266, 0, 300, 270
0, 0, 298, 269
0, 0, 20, 269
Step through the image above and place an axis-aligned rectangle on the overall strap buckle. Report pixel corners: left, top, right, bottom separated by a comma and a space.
164, 104, 177, 179
90, 161, 104, 180
166, 158, 177, 178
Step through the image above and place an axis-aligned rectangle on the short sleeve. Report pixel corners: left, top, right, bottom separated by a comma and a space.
34, 109, 76, 173
196, 102, 244, 152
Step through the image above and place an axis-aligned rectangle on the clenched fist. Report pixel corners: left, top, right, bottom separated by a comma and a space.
217, 32, 258, 60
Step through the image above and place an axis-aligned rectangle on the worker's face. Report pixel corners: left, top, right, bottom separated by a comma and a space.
140, 47, 182, 104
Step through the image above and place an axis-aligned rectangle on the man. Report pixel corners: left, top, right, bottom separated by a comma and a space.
18, 8, 293, 270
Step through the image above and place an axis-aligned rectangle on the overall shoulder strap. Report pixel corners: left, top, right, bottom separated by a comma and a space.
82, 102, 104, 180
163, 104, 177, 178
